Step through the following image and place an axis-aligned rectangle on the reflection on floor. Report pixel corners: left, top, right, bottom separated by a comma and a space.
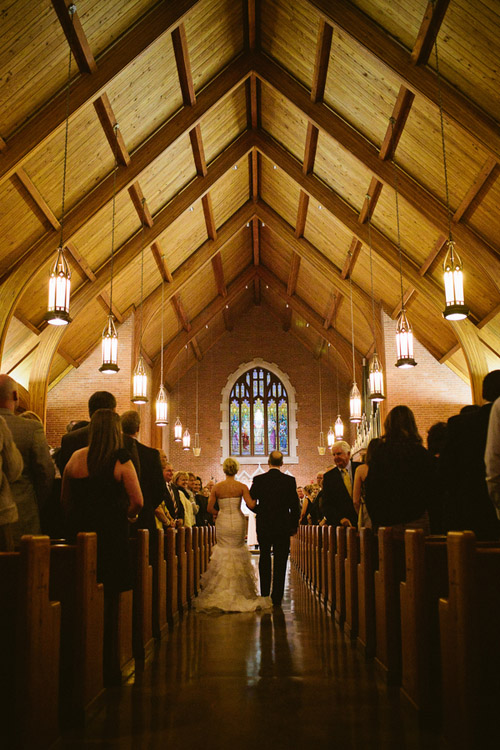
60, 560, 443, 748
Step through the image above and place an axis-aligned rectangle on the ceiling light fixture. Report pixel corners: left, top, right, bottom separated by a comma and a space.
366, 194, 385, 401
131, 203, 149, 403
155, 263, 168, 425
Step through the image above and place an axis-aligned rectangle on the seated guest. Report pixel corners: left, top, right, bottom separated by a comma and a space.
0, 415, 23, 551
174, 471, 196, 527
61, 409, 143, 592
121, 410, 167, 541
352, 438, 382, 530
365, 405, 437, 536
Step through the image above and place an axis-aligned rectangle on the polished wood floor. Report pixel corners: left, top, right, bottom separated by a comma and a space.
60, 560, 443, 749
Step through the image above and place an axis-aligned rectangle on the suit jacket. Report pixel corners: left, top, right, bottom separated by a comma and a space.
320, 462, 360, 527
134, 440, 167, 535
58, 425, 140, 478
250, 468, 300, 538
164, 483, 184, 521
0, 408, 54, 541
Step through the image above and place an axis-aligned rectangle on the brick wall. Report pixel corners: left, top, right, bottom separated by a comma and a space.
382, 311, 471, 441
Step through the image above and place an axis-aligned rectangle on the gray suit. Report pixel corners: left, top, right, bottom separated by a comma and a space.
0, 408, 54, 542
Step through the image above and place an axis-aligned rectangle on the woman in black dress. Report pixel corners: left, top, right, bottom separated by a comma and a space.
61, 408, 143, 592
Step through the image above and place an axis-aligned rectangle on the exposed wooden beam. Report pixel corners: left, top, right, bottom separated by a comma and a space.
247, 74, 259, 130
307, 0, 500, 163
171, 24, 196, 106
202, 193, 217, 240
246, 0, 257, 51
341, 238, 362, 280
14, 313, 40, 336
311, 20, 333, 103
379, 87, 415, 161
212, 252, 227, 297
419, 235, 447, 276
222, 306, 233, 332
287, 253, 301, 296
190, 125, 208, 176
151, 242, 174, 283
391, 287, 417, 319
295, 191, 309, 237
97, 291, 123, 324
303, 123, 319, 175
0, 1, 202, 186
10, 168, 61, 231
251, 147, 259, 199
254, 53, 500, 290
453, 157, 499, 224
128, 182, 154, 227
140, 347, 154, 370
171, 294, 192, 332
58, 346, 80, 369
411, 0, 451, 65
65, 241, 96, 282
323, 293, 339, 330
283, 304, 293, 332
358, 177, 383, 224
51, 0, 97, 74
477, 303, 500, 330
439, 342, 461, 364
7, 344, 39, 376
252, 216, 260, 265
93, 96, 131, 166
254, 276, 261, 305
191, 337, 203, 361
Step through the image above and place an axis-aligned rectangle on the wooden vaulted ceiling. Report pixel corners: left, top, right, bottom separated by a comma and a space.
1, 0, 500, 417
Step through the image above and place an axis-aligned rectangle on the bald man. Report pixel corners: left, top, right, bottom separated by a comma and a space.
250, 450, 300, 606
0, 374, 54, 542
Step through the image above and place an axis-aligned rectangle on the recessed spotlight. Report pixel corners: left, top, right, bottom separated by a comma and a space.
233, 165, 238, 170
225, 305, 229, 309
246, 222, 250, 227
306, 323, 310, 327
261, 222, 265, 227
273, 165, 277, 170
318, 205, 323, 210
189, 206, 194, 212
286, 304, 289, 308
266, 285, 269, 289
205, 324, 209, 329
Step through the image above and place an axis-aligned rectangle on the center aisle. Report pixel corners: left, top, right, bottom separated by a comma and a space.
61, 560, 442, 749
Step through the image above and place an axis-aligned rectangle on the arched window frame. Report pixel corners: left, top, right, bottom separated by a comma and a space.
220, 359, 298, 464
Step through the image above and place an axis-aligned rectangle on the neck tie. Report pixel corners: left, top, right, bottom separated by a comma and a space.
341, 468, 352, 497
168, 484, 178, 514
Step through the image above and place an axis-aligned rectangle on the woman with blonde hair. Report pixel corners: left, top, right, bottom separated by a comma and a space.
194, 457, 272, 612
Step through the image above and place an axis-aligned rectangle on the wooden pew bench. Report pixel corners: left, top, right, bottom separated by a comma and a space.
165, 527, 179, 623
344, 527, 360, 639
357, 527, 377, 659
0, 536, 61, 748
130, 530, 154, 663
374, 527, 406, 684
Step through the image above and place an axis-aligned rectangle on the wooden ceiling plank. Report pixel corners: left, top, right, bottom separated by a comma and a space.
411, 0, 451, 66
171, 293, 192, 332
378, 86, 415, 161
307, 0, 500, 162
151, 241, 174, 283
252, 216, 260, 265
172, 23, 196, 107
341, 237, 362, 280
11, 168, 61, 231
51, 0, 97, 74
93, 95, 130, 166
358, 177, 383, 224
97, 290, 123, 324
453, 157, 499, 224
283, 304, 293, 332
419, 235, 447, 276
212, 251, 227, 297
295, 191, 309, 238
7, 344, 39, 376
0, 0, 202, 185
222, 306, 233, 332
202, 193, 217, 240
128, 182, 154, 228
254, 276, 261, 305
65, 240, 96, 282
287, 253, 301, 296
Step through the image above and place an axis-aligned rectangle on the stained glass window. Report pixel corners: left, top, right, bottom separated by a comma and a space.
229, 368, 289, 456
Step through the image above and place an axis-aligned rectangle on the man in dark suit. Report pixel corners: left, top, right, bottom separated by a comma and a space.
250, 450, 300, 606
57, 391, 140, 477
160, 458, 185, 526
121, 410, 167, 539
320, 440, 360, 528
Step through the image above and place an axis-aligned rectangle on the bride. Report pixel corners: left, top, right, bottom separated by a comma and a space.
194, 457, 272, 612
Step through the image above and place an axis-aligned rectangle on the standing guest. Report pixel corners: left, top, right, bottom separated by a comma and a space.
250, 451, 301, 607
297, 486, 305, 507
0, 374, 54, 543
0, 415, 23, 550
320, 441, 359, 528
174, 471, 196, 527
352, 438, 382, 530
57, 391, 140, 477
485, 396, 500, 522
120, 410, 167, 541
194, 477, 212, 526
156, 458, 184, 528
186, 472, 200, 518
442, 371, 500, 539
299, 483, 320, 525
61, 409, 143, 588
365, 405, 437, 535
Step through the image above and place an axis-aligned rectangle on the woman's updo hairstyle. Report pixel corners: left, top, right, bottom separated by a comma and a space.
223, 457, 239, 476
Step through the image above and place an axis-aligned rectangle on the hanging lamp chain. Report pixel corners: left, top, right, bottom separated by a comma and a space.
367, 194, 377, 350
59, 4, 76, 249
390, 117, 405, 308
349, 267, 356, 380
196, 361, 199, 433
160, 262, 164, 385
433, 34, 454, 245
335, 304, 340, 413
109, 123, 119, 315
318, 356, 323, 431
139, 200, 145, 350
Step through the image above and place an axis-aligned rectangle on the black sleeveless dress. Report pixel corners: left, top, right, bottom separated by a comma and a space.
67, 448, 132, 592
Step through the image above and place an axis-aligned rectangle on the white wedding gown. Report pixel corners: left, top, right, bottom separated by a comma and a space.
194, 497, 272, 612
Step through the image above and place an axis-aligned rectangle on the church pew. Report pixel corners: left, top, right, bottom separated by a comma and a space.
131, 530, 154, 663
334, 525, 347, 627
165, 528, 179, 623
185, 527, 194, 605
311, 525, 319, 592
320, 525, 329, 606
193, 527, 200, 594
357, 527, 377, 658
344, 527, 359, 640
326, 526, 336, 613
151, 528, 168, 639
439, 532, 500, 748
49, 533, 104, 726
399, 531, 448, 721
0, 536, 61, 748
374, 527, 406, 684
